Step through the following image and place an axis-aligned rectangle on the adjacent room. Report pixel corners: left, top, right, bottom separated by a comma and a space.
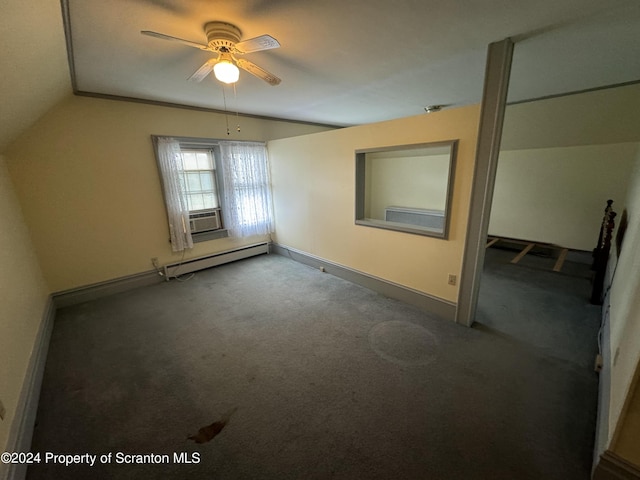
2, 1, 640, 479
478, 83, 640, 366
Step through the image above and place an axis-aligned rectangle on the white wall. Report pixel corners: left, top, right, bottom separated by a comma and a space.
489, 143, 637, 251
0, 155, 49, 453
490, 84, 640, 250
607, 144, 640, 450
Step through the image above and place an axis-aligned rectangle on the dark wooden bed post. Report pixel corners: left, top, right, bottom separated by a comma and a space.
591, 199, 616, 305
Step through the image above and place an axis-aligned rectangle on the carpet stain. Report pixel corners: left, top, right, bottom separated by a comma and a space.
369, 320, 438, 366
188, 407, 238, 444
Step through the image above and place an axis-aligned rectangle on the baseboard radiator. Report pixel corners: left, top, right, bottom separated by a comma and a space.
163, 242, 268, 279
385, 206, 444, 230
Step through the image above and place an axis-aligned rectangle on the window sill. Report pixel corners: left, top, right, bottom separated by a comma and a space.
192, 229, 229, 243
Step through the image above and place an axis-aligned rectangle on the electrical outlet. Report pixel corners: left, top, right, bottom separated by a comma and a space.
0, 398, 6, 420
448, 274, 457, 286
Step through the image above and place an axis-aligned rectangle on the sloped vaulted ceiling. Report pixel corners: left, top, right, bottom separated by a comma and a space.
0, 0, 71, 153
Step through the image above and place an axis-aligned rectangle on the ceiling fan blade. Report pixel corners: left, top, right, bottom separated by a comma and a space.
188, 58, 218, 82
141, 30, 210, 51
234, 34, 280, 54
236, 58, 281, 86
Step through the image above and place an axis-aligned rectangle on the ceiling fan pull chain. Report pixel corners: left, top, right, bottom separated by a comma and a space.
221, 84, 230, 136
234, 83, 241, 133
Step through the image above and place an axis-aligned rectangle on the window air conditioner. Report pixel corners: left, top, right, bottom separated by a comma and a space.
189, 210, 221, 233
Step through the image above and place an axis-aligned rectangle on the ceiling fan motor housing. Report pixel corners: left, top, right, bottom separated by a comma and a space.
205, 21, 242, 51
141, 20, 281, 86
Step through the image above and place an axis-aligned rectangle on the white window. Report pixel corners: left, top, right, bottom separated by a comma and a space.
154, 136, 274, 251
178, 149, 220, 212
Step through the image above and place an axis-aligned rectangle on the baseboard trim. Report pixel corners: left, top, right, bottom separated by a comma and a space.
52, 270, 164, 308
271, 243, 456, 322
1, 296, 55, 480
594, 451, 640, 480
53, 244, 271, 308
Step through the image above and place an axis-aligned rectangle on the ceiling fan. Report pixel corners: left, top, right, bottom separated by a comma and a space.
141, 21, 281, 86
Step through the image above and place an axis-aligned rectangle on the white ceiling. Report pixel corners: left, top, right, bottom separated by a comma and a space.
66, 0, 640, 127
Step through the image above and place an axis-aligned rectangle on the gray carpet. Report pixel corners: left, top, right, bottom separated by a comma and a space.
28, 253, 599, 479
477, 246, 601, 369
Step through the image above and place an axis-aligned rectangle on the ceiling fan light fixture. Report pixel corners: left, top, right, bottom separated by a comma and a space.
213, 57, 240, 84
142, 21, 282, 86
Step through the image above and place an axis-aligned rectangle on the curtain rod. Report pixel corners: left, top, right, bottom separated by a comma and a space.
151, 134, 266, 147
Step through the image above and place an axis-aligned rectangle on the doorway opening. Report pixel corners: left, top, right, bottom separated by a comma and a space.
474, 83, 638, 367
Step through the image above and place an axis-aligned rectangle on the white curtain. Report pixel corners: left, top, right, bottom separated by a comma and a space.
219, 141, 274, 238
155, 137, 193, 251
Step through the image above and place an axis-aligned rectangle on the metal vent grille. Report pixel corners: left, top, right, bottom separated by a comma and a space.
385, 207, 444, 229
189, 210, 221, 233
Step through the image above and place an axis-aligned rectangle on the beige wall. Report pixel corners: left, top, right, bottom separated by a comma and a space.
607, 145, 640, 450
6, 95, 333, 292
268, 104, 480, 303
0, 155, 49, 452
0, 0, 70, 152
614, 376, 640, 466
489, 143, 637, 251
366, 153, 451, 219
